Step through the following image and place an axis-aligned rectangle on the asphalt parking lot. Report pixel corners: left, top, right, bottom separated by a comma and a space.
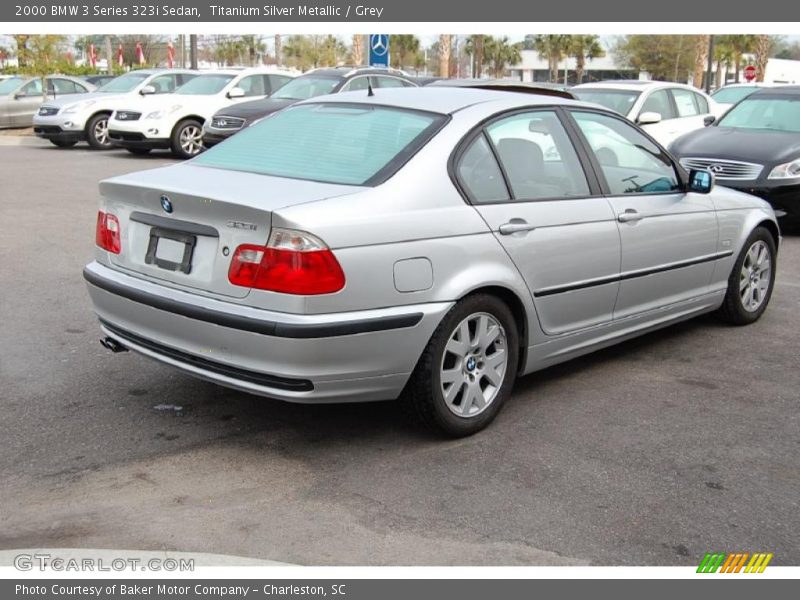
1, 141, 798, 566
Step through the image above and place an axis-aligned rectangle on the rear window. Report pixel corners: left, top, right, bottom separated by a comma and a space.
193, 103, 446, 185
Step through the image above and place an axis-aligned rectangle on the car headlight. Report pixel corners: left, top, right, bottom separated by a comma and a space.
63, 100, 95, 114
146, 105, 182, 119
768, 158, 800, 180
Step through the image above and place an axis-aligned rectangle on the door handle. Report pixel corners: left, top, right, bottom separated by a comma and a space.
499, 220, 536, 235
617, 209, 643, 223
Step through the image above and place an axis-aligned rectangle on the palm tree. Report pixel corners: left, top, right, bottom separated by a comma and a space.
483, 36, 522, 78
465, 34, 485, 78
693, 35, 709, 88
568, 35, 605, 84
391, 35, 420, 70
713, 36, 736, 88
274, 34, 282, 66
728, 35, 757, 82
532, 35, 570, 82
351, 34, 364, 65
439, 34, 452, 78
754, 35, 772, 82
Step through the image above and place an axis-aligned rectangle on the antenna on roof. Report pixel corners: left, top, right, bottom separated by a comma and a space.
367, 78, 375, 97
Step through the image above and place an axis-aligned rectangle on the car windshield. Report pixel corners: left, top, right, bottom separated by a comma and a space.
717, 96, 800, 132
573, 89, 641, 116
96, 72, 149, 93
193, 103, 446, 185
711, 86, 759, 104
271, 76, 340, 100
0, 77, 24, 94
175, 74, 235, 95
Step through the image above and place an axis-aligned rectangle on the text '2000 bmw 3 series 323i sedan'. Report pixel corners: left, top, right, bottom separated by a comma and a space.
84, 87, 779, 437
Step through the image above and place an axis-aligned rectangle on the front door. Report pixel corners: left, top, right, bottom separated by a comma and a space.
455, 109, 621, 335
569, 109, 719, 320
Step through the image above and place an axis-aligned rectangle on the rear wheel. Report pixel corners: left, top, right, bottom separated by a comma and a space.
718, 226, 776, 325
170, 119, 204, 159
402, 294, 519, 437
125, 148, 151, 155
50, 139, 77, 148
86, 113, 111, 149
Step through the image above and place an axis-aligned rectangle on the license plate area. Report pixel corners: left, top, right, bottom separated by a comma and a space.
145, 227, 196, 274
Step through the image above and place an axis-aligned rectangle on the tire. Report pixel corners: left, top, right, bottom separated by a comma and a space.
170, 119, 204, 159
717, 226, 777, 325
401, 294, 519, 437
125, 148, 152, 155
86, 113, 111, 149
50, 139, 77, 148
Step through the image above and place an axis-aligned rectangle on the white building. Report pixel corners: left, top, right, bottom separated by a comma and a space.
507, 50, 642, 84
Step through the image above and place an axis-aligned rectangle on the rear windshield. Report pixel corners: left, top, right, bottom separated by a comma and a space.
176, 74, 234, 95
97, 72, 148, 93
193, 103, 446, 185
271, 76, 340, 100
573, 89, 641, 116
711, 85, 759, 104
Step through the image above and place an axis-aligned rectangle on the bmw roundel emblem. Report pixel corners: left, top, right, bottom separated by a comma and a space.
160, 195, 173, 213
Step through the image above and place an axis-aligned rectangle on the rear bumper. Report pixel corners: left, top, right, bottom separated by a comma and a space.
84, 261, 451, 403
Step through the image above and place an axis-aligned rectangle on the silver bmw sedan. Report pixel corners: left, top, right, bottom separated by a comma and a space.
84, 87, 779, 437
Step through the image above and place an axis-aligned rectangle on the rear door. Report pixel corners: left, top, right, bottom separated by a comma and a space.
456, 108, 621, 335
568, 109, 719, 320
636, 88, 679, 146
668, 87, 710, 141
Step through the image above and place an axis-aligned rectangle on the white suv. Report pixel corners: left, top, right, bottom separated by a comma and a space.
32, 69, 198, 149
573, 81, 722, 147
107, 67, 295, 158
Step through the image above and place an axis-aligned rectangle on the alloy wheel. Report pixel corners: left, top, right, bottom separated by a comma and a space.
739, 240, 772, 312
94, 118, 109, 145
440, 312, 508, 417
179, 125, 203, 155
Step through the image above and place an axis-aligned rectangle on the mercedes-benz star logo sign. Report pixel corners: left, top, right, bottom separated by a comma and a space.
160, 194, 173, 214
370, 34, 388, 56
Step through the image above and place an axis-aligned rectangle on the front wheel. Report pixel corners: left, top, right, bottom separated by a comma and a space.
86, 113, 111, 149
170, 119, 204, 159
718, 226, 777, 325
402, 294, 519, 437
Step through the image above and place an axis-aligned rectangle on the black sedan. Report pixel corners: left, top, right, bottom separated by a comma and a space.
202, 67, 417, 147
671, 86, 800, 223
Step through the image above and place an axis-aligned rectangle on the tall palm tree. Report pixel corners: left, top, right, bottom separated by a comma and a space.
754, 35, 772, 82
351, 34, 364, 66
728, 35, 757, 82
274, 34, 282, 66
713, 36, 736, 88
439, 34, 452, 78
483, 36, 522, 78
464, 34, 485, 78
568, 35, 604, 84
532, 35, 570, 82
693, 35, 709, 88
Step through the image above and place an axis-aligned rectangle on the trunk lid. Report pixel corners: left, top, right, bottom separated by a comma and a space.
100, 163, 361, 298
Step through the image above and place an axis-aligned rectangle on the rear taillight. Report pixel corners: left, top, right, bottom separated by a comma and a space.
95, 211, 121, 254
228, 228, 345, 295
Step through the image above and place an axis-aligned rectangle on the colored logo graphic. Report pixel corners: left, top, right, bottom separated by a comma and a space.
697, 552, 773, 573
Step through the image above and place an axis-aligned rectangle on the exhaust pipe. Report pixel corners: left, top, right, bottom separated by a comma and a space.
100, 336, 128, 353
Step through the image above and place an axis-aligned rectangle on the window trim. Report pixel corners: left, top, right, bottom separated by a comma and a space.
448, 105, 604, 206
564, 107, 689, 198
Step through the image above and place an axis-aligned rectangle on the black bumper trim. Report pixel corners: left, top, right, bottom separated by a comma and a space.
84, 267, 424, 339
100, 319, 314, 392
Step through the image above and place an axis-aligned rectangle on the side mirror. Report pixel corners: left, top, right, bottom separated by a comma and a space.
688, 169, 715, 194
703, 115, 716, 127
637, 111, 662, 125
13, 92, 25, 99
227, 87, 245, 99
139, 85, 156, 95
